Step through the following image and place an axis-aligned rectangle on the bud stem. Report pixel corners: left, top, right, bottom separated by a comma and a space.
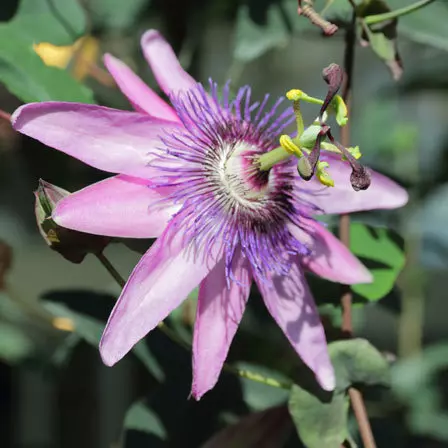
95, 252, 126, 288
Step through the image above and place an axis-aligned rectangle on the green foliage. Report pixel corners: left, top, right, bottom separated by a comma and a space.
387, 0, 448, 51
0, 0, 94, 103
392, 343, 448, 441
42, 290, 164, 380
329, 338, 390, 392
124, 400, 167, 440
89, 0, 151, 30
233, 0, 312, 62
289, 338, 389, 447
350, 223, 405, 301
289, 384, 349, 448
236, 362, 290, 411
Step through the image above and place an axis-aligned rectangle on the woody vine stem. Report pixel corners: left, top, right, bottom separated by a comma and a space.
339, 5, 377, 448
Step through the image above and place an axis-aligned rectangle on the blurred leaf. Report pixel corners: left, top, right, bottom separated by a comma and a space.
329, 338, 390, 393
0, 292, 61, 364
0, 0, 94, 103
201, 406, 292, 448
387, 0, 448, 51
236, 362, 290, 411
289, 384, 349, 448
124, 400, 167, 440
11, 0, 86, 45
42, 291, 164, 380
321, 0, 355, 24
0, 321, 35, 363
391, 343, 448, 440
358, 0, 403, 80
350, 223, 405, 301
233, 0, 313, 62
89, 0, 151, 30
288, 338, 388, 447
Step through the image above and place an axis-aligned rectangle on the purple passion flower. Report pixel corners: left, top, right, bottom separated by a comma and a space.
11, 30, 408, 399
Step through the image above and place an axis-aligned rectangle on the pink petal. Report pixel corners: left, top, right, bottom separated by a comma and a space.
296, 154, 408, 214
192, 248, 252, 400
11, 102, 182, 179
255, 260, 335, 391
141, 30, 196, 95
100, 214, 224, 366
288, 219, 372, 284
103, 54, 180, 122
53, 175, 179, 238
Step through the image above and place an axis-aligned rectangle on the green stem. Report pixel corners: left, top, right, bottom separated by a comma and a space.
223, 364, 292, 390
95, 252, 290, 390
258, 146, 291, 171
364, 0, 435, 25
96, 252, 126, 288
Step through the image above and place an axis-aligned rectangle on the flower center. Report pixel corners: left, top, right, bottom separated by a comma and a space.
218, 142, 269, 209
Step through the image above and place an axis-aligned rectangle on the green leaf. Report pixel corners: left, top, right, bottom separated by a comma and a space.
236, 362, 290, 411
0, 0, 94, 103
233, 0, 313, 62
11, 0, 86, 45
329, 338, 390, 393
349, 223, 405, 301
42, 292, 164, 380
357, 0, 403, 80
124, 400, 167, 440
288, 384, 349, 448
89, 0, 151, 30
387, 0, 448, 51
288, 338, 388, 447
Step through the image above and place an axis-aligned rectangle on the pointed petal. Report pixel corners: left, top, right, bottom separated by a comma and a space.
192, 249, 252, 400
255, 260, 335, 391
100, 215, 224, 366
288, 219, 372, 284
12, 102, 182, 178
296, 154, 408, 214
104, 54, 180, 122
141, 30, 196, 95
53, 175, 179, 238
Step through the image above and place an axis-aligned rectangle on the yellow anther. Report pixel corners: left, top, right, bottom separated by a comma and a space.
279, 135, 303, 157
286, 89, 304, 101
316, 161, 334, 187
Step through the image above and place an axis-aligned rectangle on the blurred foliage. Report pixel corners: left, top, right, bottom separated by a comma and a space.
0, 0, 94, 102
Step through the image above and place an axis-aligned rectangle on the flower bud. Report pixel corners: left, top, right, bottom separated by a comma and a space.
34, 180, 109, 263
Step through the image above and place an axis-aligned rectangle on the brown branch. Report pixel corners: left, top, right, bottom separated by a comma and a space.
339, 8, 377, 448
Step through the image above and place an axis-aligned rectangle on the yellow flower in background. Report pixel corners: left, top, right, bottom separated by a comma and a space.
33, 35, 100, 81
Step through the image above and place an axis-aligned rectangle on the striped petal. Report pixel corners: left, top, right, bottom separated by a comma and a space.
141, 29, 196, 95
53, 175, 179, 238
12, 102, 182, 179
104, 54, 180, 122
192, 248, 252, 399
